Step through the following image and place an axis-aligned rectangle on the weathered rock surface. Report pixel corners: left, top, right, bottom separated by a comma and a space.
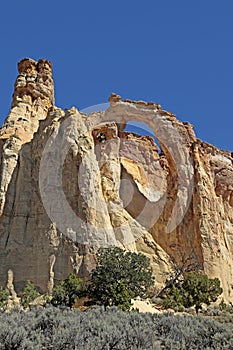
0, 59, 232, 301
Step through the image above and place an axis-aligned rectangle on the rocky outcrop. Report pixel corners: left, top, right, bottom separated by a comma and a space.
6, 270, 20, 310
0, 59, 232, 301
0, 58, 54, 216
0, 58, 54, 143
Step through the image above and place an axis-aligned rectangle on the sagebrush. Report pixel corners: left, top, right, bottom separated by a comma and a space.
0, 306, 233, 349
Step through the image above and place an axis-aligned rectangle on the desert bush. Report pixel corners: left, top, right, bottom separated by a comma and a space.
20, 280, 40, 308
163, 271, 223, 313
51, 272, 83, 308
0, 287, 9, 311
218, 298, 233, 313
0, 306, 232, 349
88, 246, 154, 310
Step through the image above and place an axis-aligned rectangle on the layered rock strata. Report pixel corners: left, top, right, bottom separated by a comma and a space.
0, 59, 232, 301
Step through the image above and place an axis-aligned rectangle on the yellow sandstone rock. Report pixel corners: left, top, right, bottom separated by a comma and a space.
0, 59, 232, 303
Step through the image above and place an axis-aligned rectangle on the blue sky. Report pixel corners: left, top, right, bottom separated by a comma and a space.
0, 0, 232, 151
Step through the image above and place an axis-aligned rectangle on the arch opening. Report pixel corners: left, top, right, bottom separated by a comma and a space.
123, 121, 161, 154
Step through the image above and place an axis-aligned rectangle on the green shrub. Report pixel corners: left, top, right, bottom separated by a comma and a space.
88, 246, 154, 310
218, 299, 233, 313
0, 287, 9, 310
163, 271, 223, 313
20, 281, 40, 308
51, 272, 83, 307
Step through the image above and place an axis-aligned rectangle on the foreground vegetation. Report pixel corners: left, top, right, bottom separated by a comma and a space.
50, 247, 223, 313
0, 247, 230, 349
0, 305, 233, 350
88, 246, 154, 310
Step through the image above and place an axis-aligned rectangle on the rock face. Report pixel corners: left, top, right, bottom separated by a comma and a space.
0, 58, 232, 300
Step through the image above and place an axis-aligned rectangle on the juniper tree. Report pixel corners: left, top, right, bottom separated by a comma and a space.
88, 246, 154, 310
